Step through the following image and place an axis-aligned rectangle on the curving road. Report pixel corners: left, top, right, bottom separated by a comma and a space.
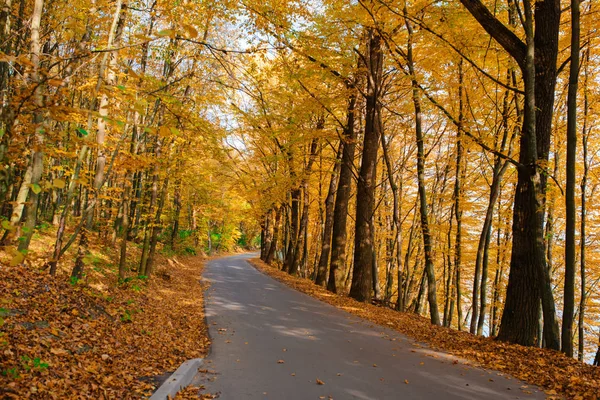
192, 253, 545, 399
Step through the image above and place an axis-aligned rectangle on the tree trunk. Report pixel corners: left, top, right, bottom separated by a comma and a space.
405, 12, 440, 325
87, 0, 127, 229
476, 75, 515, 335
17, 0, 44, 252
561, 0, 580, 357
283, 189, 299, 273
350, 28, 382, 303
381, 132, 405, 311
289, 137, 319, 276
315, 145, 342, 286
139, 138, 161, 275
327, 88, 357, 294
118, 177, 131, 280
170, 177, 182, 249
145, 175, 169, 277
265, 207, 280, 265
460, 0, 560, 349
577, 45, 590, 361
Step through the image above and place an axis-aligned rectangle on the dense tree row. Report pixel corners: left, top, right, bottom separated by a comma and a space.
0, 0, 256, 281
237, 0, 600, 362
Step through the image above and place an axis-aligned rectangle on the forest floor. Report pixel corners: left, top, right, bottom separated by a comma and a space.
0, 228, 214, 399
250, 258, 600, 400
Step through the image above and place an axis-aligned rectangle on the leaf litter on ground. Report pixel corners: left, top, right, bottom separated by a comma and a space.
0, 239, 213, 399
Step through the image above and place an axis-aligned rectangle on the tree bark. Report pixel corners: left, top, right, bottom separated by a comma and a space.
460, 0, 560, 349
315, 144, 342, 286
405, 12, 440, 325
350, 28, 382, 303
578, 46, 590, 362
17, 0, 44, 252
265, 207, 281, 265
327, 87, 357, 294
561, 0, 580, 357
289, 137, 319, 276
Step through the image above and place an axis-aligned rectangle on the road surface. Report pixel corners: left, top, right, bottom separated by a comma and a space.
193, 253, 545, 399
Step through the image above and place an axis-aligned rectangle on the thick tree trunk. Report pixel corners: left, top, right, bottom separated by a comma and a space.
460, 0, 560, 349
327, 89, 357, 294
350, 28, 382, 303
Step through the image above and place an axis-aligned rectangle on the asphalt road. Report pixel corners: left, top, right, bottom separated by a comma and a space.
192, 253, 545, 399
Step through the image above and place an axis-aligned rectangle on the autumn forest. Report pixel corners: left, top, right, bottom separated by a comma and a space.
1, 0, 600, 397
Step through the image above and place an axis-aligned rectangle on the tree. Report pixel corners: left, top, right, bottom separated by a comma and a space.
349, 27, 383, 303
459, 0, 560, 349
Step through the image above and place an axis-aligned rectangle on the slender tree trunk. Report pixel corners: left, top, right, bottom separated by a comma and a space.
145, 175, 169, 277
48, 145, 88, 275
283, 189, 299, 272
265, 207, 280, 265
17, 0, 44, 252
315, 145, 342, 286
289, 137, 319, 276
118, 178, 131, 280
444, 207, 454, 327
476, 81, 514, 335
87, 0, 127, 229
139, 138, 161, 275
578, 46, 590, 361
381, 132, 405, 311
561, 0, 580, 357
405, 12, 440, 325
170, 177, 182, 249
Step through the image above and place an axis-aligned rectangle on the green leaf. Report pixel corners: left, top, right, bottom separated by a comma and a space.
31, 183, 42, 194
170, 127, 180, 136
76, 127, 88, 136
2, 220, 12, 231
117, 85, 126, 91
